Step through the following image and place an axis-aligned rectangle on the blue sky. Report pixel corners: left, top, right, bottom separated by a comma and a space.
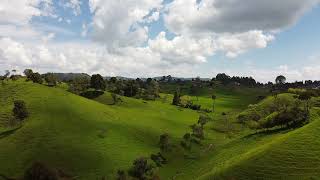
0, 0, 320, 82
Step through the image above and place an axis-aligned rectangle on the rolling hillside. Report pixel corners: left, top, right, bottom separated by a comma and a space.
1, 80, 318, 180
200, 103, 320, 179
0, 80, 261, 179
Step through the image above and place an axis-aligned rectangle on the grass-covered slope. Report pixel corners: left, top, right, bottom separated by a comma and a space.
0, 81, 203, 179
200, 107, 320, 179
0, 80, 265, 179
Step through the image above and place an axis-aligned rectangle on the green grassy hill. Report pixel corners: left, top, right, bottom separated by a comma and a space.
2, 80, 317, 180
200, 103, 320, 179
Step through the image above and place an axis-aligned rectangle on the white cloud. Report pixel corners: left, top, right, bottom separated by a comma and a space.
0, 0, 319, 81
89, 0, 163, 48
164, 0, 319, 34
148, 32, 215, 64
0, 0, 54, 25
217, 31, 275, 58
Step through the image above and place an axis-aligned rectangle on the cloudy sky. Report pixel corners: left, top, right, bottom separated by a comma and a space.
0, 0, 319, 82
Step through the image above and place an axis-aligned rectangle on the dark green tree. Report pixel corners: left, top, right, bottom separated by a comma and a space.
13, 100, 29, 121
172, 90, 181, 105
91, 74, 106, 91
44, 73, 57, 87
69, 76, 90, 94
29, 72, 43, 84
128, 157, 154, 180
275, 75, 286, 85
159, 133, 170, 152
116, 170, 127, 180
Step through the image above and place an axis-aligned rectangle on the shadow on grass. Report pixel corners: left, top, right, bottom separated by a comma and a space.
80, 90, 104, 99
0, 125, 22, 139
243, 126, 296, 139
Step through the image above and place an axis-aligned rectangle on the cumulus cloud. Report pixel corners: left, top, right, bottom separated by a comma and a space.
0, 0, 319, 81
164, 0, 319, 34
148, 32, 215, 64
89, 0, 163, 48
217, 31, 275, 58
0, 0, 54, 25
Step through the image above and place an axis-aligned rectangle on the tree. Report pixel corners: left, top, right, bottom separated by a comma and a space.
91, 74, 106, 91
44, 73, 57, 87
13, 100, 29, 121
216, 73, 231, 85
116, 170, 127, 180
159, 133, 170, 152
69, 76, 90, 94
29, 72, 43, 84
128, 157, 154, 180
172, 90, 181, 105
111, 93, 122, 105
198, 115, 210, 127
211, 94, 217, 113
146, 80, 160, 98
275, 75, 286, 85
190, 124, 204, 139
24, 162, 58, 180
297, 91, 313, 111
24, 69, 33, 80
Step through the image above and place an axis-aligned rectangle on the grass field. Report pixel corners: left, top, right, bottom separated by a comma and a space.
0, 80, 319, 179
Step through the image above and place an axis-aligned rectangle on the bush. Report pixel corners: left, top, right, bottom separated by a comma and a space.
13, 100, 28, 120
24, 162, 58, 180
44, 73, 58, 87
80, 90, 104, 99
116, 170, 127, 180
150, 153, 167, 167
190, 124, 204, 139
159, 133, 170, 152
128, 157, 155, 180
198, 115, 211, 127
30, 72, 43, 84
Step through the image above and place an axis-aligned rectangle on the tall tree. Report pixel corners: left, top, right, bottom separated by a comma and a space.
69, 76, 90, 94
44, 73, 58, 87
275, 75, 286, 85
30, 72, 43, 84
91, 74, 106, 91
172, 89, 181, 105
23, 69, 33, 80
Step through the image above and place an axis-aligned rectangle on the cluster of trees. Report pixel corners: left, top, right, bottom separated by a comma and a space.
67, 75, 160, 100
107, 78, 160, 100
180, 115, 211, 150
119, 157, 160, 180
240, 90, 314, 131
214, 73, 258, 87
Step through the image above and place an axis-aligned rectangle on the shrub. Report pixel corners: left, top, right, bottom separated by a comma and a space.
44, 73, 58, 87
13, 100, 28, 120
190, 124, 204, 139
30, 72, 43, 84
80, 90, 104, 99
198, 115, 211, 127
172, 90, 181, 105
24, 162, 58, 180
68, 76, 90, 94
128, 157, 155, 180
116, 170, 127, 180
150, 153, 167, 167
159, 133, 170, 152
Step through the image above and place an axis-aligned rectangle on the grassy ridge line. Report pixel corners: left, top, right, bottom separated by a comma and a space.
200, 108, 320, 180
